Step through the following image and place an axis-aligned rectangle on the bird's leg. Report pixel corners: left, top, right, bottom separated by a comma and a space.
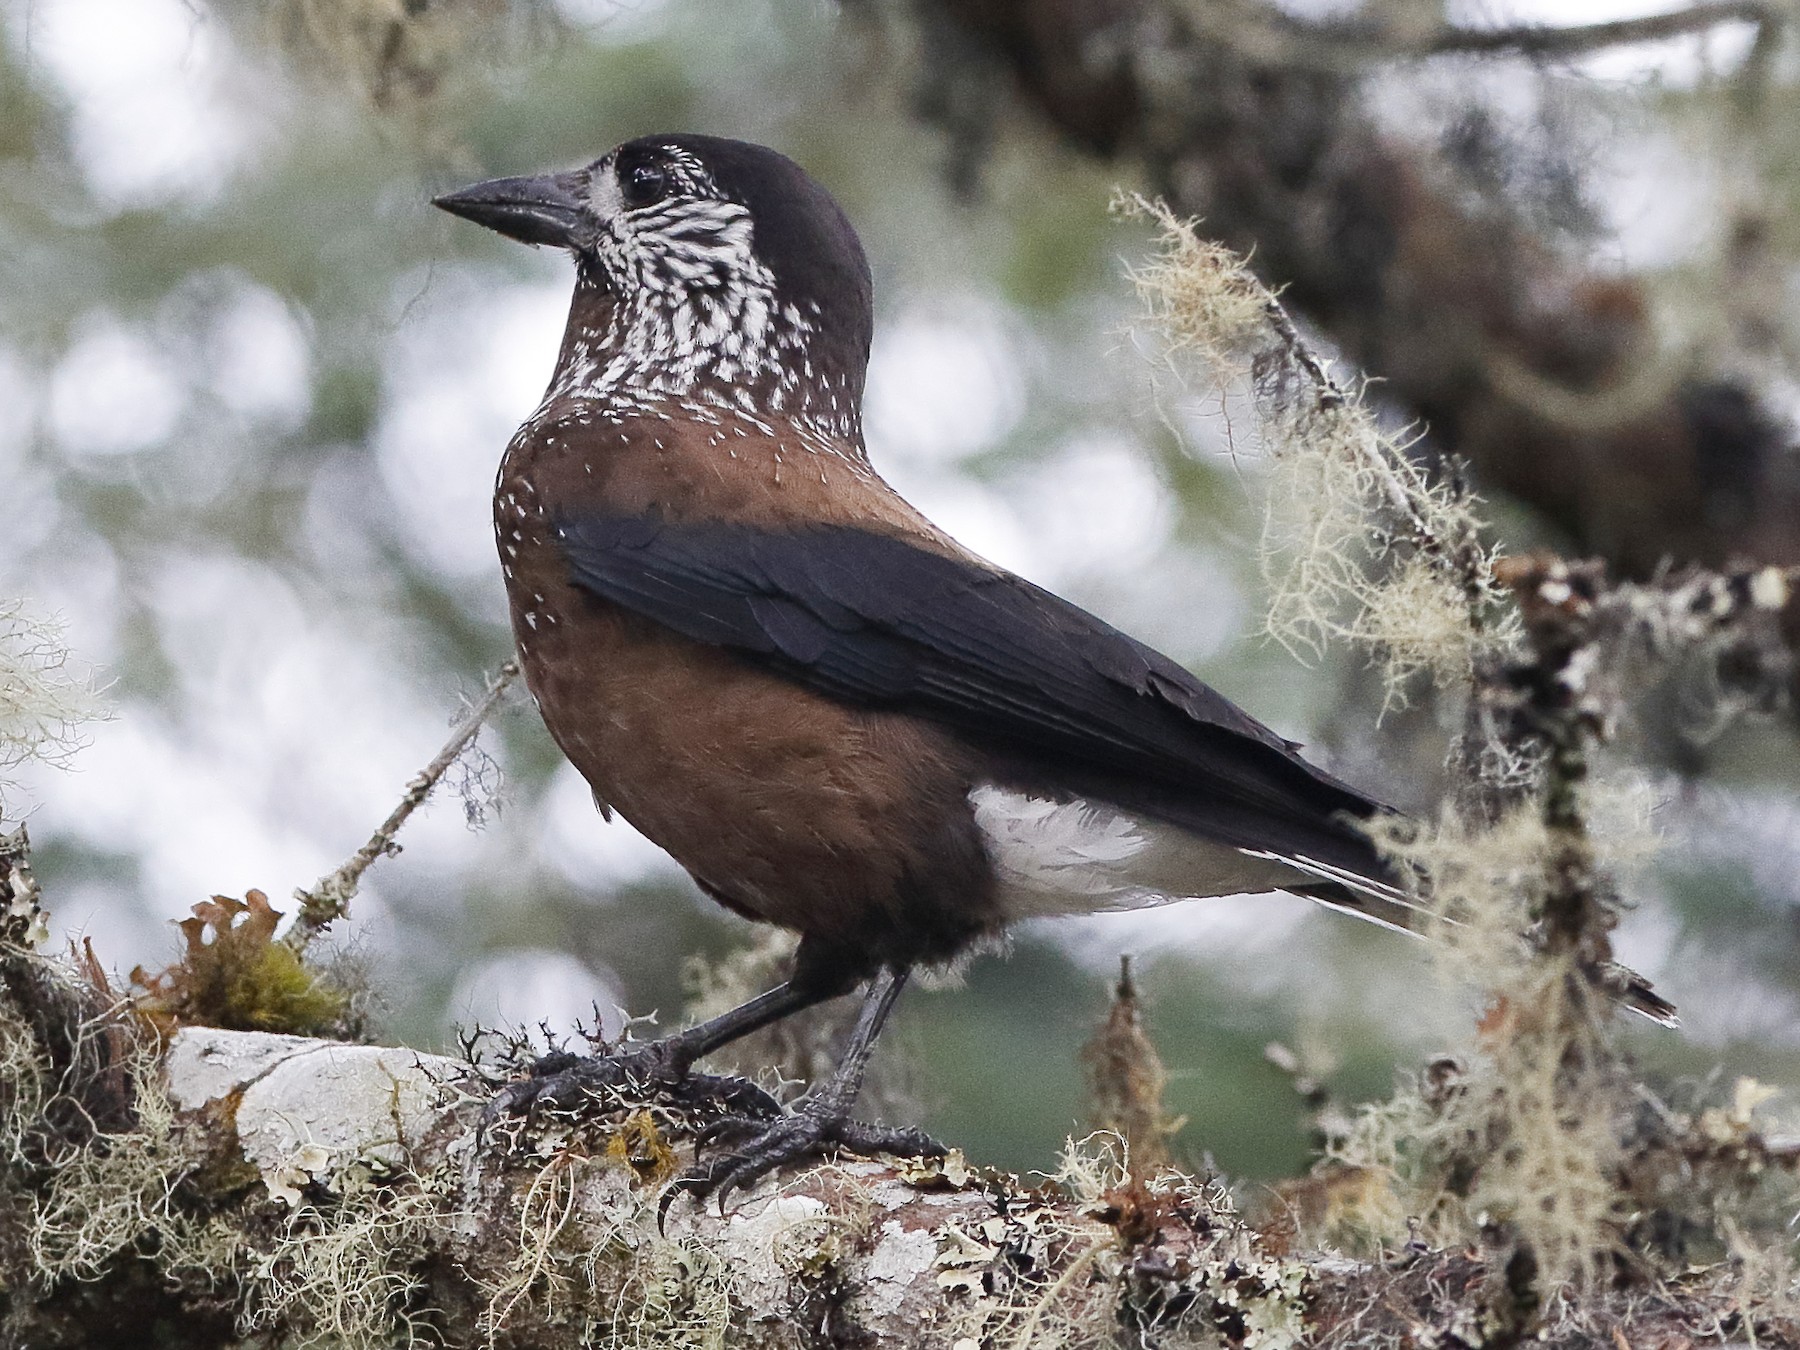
483, 978, 837, 1130
659, 966, 945, 1219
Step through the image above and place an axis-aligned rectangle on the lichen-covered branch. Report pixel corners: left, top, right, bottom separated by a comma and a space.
0, 940, 1314, 1349
1494, 555, 1797, 962
1124, 196, 1800, 1331
0, 931, 1793, 1348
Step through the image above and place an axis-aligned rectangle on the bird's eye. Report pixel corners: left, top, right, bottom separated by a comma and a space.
621, 161, 670, 209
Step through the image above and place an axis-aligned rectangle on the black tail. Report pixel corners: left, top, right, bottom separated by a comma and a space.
1286, 875, 1680, 1029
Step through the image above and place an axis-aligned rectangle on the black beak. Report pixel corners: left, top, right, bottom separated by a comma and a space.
433, 170, 588, 249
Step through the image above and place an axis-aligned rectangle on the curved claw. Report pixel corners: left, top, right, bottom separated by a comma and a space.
656, 1107, 945, 1230
707, 1152, 772, 1216
657, 1169, 702, 1232
656, 1138, 795, 1227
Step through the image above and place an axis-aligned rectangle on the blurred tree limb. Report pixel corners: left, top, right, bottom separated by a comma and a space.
1404, 1, 1777, 58
1186, 0, 1782, 68
896, 0, 1800, 586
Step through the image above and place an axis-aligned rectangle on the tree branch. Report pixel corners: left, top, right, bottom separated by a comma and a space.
1416, 0, 1776, 57
0, 996, 1791, 1347
1169, 0, 1778, 76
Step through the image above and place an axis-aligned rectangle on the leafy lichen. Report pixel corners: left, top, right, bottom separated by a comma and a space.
130, 890, 353, 1041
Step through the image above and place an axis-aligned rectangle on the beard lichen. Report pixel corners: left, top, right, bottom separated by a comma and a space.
0, 939, 188, 1290
1121, 196, 1798, 1331
235, 1183, 448, 1349
0, 599, 109, 815
26, 1041, 184, 1284
470, 1146, 878, 1349
1338, 801, 1638, 1288
1118, 193, 1518, 712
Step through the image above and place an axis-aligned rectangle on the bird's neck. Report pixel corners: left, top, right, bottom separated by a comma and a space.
541, 262, 865, 447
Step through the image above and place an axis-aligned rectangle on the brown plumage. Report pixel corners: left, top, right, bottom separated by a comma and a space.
435, 133, 1674, 1211
495, 279, 1003, 974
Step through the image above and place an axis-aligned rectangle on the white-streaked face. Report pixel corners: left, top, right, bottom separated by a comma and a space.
431, 135, 868, 443
583, 144, 765, 301
539, 141, 846, 428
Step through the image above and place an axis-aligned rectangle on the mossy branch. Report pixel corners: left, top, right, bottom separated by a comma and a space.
1, 929, 1792, 1348
1128, 198, 1800, 1321
0, 932, 1313, 1349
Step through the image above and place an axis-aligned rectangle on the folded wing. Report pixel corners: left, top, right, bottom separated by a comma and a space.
557, 516, 1395, 886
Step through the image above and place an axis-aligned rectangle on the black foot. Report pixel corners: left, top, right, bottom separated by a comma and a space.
481, 1044, 784, 1140
659, 1105, 945, 1223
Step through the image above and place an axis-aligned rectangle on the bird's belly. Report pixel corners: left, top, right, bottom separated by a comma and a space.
516, 591, 998, 967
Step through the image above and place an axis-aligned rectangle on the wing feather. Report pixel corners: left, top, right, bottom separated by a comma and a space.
558, 517, 1392, 881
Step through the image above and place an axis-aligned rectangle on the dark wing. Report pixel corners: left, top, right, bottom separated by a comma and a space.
558, 517, 1394, 881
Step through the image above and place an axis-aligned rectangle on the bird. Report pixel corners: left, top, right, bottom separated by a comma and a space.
433, 134, 1674, 1210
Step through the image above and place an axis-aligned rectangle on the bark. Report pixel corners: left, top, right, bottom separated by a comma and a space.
0, 1005, 1308, 1349
903, 0, 1800, 578
0, 1002, 1792, 1348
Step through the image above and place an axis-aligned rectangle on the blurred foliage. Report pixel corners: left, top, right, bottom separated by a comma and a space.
0, 0, 1796, 1189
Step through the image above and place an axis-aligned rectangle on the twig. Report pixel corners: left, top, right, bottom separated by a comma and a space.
285, 660, 520, 955
1182, 0, 1780, 72
1259, 298, 1430, 534
1415, 1, 1776, 58
1259, 291, 1497, 629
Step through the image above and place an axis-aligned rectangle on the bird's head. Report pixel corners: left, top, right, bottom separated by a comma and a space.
435, 135, 872, 438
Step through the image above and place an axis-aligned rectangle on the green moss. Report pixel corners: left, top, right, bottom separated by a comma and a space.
132, 891, 351, 1040
207, 940, 349, 1037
